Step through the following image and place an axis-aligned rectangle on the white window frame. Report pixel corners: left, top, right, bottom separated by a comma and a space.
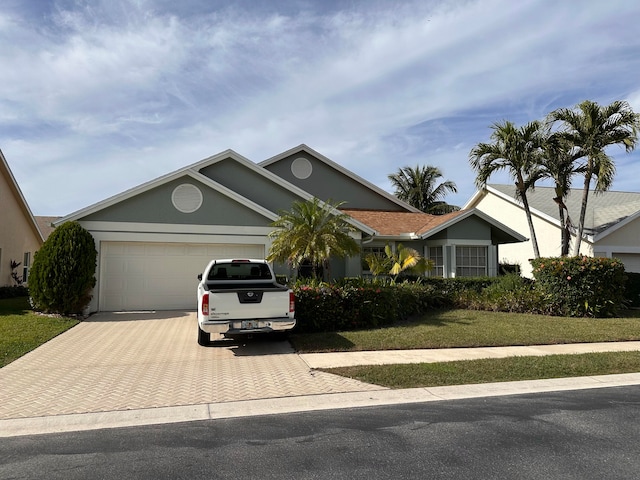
23, 252, 31, 284
453, 241, 491, 278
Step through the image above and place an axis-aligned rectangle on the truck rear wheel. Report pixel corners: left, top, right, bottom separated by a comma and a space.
198, 325, 211, 346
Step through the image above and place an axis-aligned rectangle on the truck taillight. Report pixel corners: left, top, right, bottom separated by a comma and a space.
202, 293, 209, 316
289, 291, 295, 313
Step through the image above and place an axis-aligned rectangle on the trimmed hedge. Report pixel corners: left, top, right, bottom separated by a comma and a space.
0, 285, 29, 299
530, 256, 627, 317
292, 281, 446, 333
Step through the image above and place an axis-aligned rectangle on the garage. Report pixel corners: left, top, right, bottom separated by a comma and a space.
100, 242, 265, 311
613, 253, 640, 273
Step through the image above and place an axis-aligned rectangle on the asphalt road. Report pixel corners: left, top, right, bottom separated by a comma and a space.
2, 386, 640, 479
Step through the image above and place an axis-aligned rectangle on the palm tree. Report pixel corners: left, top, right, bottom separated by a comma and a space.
469, 120, 545, 259
539, 131, 580, 256
388, 165, 459, 214
549, 100, 640, 256
365, 243, 432, 283
266, 197, 361, 280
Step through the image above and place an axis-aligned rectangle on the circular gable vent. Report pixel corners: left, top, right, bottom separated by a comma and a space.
172, 184, 203, 213
291, 157, 313, 179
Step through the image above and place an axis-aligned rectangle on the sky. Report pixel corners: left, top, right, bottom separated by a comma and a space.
2, 0, 640, 216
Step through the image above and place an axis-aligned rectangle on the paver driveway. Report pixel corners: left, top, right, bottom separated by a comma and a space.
0, 311, 380, 420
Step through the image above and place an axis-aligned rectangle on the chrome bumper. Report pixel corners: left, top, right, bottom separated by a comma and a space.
201, 318, 296, 334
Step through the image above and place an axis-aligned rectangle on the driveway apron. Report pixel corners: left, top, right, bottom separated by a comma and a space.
0, 312, 380, 420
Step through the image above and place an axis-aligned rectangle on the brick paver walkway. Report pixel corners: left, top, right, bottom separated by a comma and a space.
0, 312, 380, 419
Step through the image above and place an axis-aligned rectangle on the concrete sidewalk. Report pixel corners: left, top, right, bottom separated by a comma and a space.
299, 341, 640, 368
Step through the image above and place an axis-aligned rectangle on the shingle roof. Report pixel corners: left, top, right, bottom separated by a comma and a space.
489, 184, 640, 234
35, 216, 62, 240
341, 209, 466, 236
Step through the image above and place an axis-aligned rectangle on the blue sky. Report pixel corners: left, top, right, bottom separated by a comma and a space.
2, 0, 640, 215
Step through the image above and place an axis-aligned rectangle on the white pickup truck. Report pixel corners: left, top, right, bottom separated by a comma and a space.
196, 259, 296, 345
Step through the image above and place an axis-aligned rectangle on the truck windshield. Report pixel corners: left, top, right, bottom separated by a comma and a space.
207, 262, 272, 280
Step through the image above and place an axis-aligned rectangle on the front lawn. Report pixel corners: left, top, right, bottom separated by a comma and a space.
290, 308, 640, 353
0, 297, 79, 367
325, 351, 640, 388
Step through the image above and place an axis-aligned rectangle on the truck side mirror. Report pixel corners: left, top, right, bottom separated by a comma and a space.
197, 274, 202, 280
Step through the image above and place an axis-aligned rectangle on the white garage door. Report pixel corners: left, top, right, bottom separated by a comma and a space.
100, 242, 265, 311
613, 253, 640, 273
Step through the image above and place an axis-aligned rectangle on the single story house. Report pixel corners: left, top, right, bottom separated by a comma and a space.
0, 149, 44, 286
55, 145, 525, 312
464, 184, 640, 277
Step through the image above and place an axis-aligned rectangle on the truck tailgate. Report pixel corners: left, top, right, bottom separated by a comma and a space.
206, 289, 291, 320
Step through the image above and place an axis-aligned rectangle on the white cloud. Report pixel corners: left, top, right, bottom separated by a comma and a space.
1, 0, 640, 214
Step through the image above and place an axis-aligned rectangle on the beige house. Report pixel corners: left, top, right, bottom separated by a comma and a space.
0, 149, 44, 286
465, 184, 640, 277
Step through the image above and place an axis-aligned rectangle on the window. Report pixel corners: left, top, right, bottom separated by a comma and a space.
23, 252, 31, 283
362, 246, 387, 271
456, 246, 487, 277
428, 246, 444, 277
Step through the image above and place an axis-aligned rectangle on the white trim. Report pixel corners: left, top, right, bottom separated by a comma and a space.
90, 231, 271, 244
260, 144, 423, 213
79, 221, 273, 236
593, 209, 640, 242
418, 208, 528, 243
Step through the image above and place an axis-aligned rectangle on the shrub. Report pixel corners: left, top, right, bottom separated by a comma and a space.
530, 256, 626, 317
456, 273, 547, 313
29, 221, 97, 315
0, 285, 29, 299
625, 272, 640, 308
292, 279, 445, 333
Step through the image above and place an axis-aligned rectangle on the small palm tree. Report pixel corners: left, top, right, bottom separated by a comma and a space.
365, 243, 432, 283
549, 100, 640, 256
539, 131, 580, 256
267, 198, 361, 280
469, 120, 545, 259
388, 165, 459, 214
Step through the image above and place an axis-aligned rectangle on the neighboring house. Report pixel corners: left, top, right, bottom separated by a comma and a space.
465, 184, 640, 277
55, 145, 525, 312
0, 149, 44, 286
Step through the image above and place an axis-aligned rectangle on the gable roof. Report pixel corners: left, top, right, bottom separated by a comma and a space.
260, 144, 422, 213
465, 184, 640, 240
55, 148, 376, 235
0, 149, 44, 243
342, 208, 526, 243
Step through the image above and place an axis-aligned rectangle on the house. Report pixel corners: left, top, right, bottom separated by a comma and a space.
55, 145, 525, 312
464, 184, 640, 277
0, 149, 44, 286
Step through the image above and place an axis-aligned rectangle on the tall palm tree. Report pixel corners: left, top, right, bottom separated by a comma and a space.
539, 131, 580, 256
266, 197, 360, 280
549, 100, 640, 256
388, 165, 459, 214
469, 120, 545, 258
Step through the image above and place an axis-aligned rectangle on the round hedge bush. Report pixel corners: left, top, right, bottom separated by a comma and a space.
29, 221, 97, 315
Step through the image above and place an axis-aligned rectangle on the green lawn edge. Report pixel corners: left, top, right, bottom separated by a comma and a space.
0, 297, 79, 368
324, 351, 640, 388
290, 308, 640, 353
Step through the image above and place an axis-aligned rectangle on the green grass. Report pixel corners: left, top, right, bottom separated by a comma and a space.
290, 308, 640, 353
0, 297, 79, 368
325, 351, 640, 388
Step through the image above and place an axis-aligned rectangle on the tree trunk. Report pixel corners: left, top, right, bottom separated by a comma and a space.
572, 172, 592, 256
553, 196, 570, 256
520, 193, 540, 259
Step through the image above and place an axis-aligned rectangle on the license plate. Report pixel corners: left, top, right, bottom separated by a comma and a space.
241, 320, 259, 329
